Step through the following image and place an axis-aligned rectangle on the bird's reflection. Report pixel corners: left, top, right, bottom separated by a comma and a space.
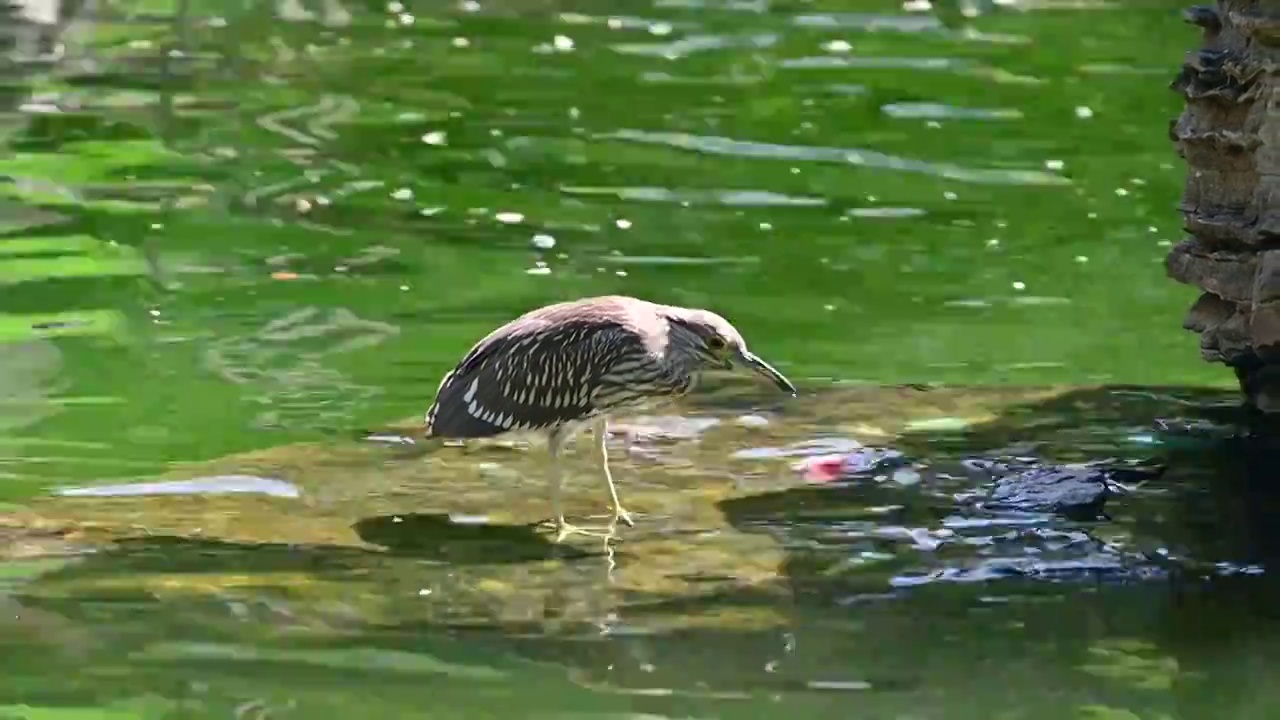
353, 513, 604, 563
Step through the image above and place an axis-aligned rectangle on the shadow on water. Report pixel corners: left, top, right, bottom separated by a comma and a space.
354, 512, 599, 562
719, 386, 1265, 585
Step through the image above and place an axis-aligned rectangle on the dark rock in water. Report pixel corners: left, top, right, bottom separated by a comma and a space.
974, 460, 1164, 520
985, 468, 1112, 519
839, 447, 909, 475
794, 443, 1163, 521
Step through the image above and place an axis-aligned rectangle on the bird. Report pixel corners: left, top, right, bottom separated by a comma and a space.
422, 295, 797, 542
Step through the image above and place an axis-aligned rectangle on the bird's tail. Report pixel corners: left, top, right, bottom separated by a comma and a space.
422, 370, 454, 437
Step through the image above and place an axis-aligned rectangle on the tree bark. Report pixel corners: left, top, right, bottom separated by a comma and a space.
1168, 0, 1280, 411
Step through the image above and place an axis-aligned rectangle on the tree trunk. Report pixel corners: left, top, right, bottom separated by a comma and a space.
1167, 0, 1280, 411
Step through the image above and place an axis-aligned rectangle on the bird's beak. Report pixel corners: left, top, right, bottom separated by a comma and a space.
732, 348, 797, 396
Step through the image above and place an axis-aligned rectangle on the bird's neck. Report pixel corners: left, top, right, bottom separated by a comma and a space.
659, 346, 704, 398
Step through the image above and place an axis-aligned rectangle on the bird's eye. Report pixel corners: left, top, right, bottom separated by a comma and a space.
706, 336, 727, 353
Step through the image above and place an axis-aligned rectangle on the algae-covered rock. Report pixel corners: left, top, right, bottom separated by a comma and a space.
1, 385, 1084, 632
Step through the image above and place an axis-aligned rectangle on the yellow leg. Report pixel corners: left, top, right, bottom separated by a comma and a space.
591, 417, 634, 527
546, 429, 608, 542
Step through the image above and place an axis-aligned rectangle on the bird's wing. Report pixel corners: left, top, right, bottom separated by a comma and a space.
425, 319, 637, 438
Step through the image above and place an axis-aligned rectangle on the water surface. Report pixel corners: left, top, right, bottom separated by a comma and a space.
2, 0, 1269, 718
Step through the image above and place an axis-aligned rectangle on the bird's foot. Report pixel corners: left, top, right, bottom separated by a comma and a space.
555, 520, 598, 543
540, 517, 614, 543
611, 505, 636, 528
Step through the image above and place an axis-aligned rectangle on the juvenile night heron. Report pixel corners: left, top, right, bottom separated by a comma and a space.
423, 295, 797, 541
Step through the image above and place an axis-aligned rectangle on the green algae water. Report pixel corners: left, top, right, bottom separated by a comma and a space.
4, 0, 1276, 718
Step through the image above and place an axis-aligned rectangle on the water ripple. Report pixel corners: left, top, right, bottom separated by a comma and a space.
560, 185, 827, 207
791, 12, 1031, 44
780, 55, 965, 71
655, 0, 770, 12
600, 129, 1071, 186
882, 102, 1024, 121
791, 13, 947, 32
612, 33, 778, 58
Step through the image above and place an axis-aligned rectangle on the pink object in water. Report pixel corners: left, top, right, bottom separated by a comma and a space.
794, 454, 847, 483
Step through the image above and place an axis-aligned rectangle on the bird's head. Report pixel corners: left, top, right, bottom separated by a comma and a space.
663, 307, 797, 396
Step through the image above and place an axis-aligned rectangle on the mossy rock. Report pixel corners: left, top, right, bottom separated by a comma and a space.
3, 384, 1135, 632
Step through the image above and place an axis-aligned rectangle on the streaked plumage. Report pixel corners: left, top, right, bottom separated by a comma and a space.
424, 295, 796, 541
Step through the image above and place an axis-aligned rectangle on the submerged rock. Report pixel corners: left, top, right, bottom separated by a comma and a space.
984, 467, 1113, 519
5, 385, 1156, 634
792, 446, 1163, 521
970, 459, 1164, 520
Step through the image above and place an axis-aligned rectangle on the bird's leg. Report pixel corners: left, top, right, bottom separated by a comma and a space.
547, 429, 607, 542
592, 417, 634, 527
